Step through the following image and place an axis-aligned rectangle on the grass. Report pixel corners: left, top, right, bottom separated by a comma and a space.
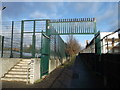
34, 78, 43, 84
62, 55, 76, 68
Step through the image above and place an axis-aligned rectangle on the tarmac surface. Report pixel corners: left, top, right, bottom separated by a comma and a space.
1, 56, 104, 88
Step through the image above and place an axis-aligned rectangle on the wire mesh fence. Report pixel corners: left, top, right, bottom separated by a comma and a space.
1, 21, 46, 58
1, 18, 96, 58
50, 27, 66, 62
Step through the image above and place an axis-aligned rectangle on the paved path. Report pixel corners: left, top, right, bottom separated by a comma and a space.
1, 55, 104, 88
70, 56, 104, 88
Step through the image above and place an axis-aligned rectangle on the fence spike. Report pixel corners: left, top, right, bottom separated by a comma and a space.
67, 19, 69, 21
75, 18, 77, 21
84, 18, 86, 21
87, 18, 89, 21
89, 18, 90, 21
83, 18, 85, 21
81, 18, 82, 21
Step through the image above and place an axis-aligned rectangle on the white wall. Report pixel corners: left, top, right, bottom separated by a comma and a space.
29, 58, 40, 84
49, 59, 57, 73
81, 32, 119, 54
100, 32, 119, 53
30, 58, 66, 83
49, 58, 66, 73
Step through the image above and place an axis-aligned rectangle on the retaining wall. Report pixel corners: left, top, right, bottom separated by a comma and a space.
79, 53, 120, 88
29, 58, 40, 84
49, 58, 66, 73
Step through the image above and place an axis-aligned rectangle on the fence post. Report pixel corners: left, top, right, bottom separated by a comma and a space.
94, 18, 97, 34
94, 18, 97, 54
106, 37, 109, 53
32, 20, 36, 58
10, 21, 14, 58
1, 36, 4, 58
45, 20, 50, 74
112, 38, 114, 53
20, 20, 24, 58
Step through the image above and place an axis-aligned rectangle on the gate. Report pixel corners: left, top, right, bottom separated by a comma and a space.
20, 20, 46, 58
40, 20, 50, 77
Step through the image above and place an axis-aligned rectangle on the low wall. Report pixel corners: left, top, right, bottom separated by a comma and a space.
0, 58, 21, 78
49, 59, 61, 73
49, 58, 66, 73
30, 58, 40, 84
31, 58, 66, 83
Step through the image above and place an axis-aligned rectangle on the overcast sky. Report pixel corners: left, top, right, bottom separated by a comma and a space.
2, 2, 119, 48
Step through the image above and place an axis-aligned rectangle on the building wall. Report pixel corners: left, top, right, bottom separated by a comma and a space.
81, 32, 119, 54
100, 32, 119, 53
80, 40, 95, 53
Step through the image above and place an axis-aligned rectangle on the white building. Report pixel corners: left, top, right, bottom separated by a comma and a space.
81, 32, 119, 54
100, 32, 119, 53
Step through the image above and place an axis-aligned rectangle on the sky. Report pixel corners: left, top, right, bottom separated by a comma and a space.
1, 1, 119, 48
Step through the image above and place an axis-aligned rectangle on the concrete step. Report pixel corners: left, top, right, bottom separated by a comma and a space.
11, 68, 28, 72
19, 61, 31, 64
8, 71, 29, 74
1, 77, 29, 82
1, 59, 32, 83
14, 65, 28, 68
16, 63, 28, 66
21, 61, 31, 63
5, 74, 29, 78
22, 59, 31, 62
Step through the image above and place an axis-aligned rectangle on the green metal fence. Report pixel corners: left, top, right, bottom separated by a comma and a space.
2, 21, 21, 58
1, 18, 97, 78
95, 31, 101, 54
20, 20, 45, 58
1, 21, 45, 58
0, 35, 4, 58
49, 26, 66, 64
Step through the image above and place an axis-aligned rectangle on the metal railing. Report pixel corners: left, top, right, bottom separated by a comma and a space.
97, 29, 120, 54
81, 28, 120, 54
